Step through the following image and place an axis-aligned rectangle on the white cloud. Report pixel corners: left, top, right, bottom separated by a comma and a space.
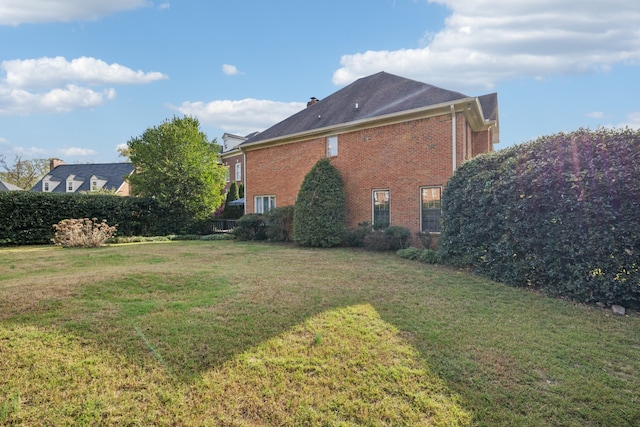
620, 112, 640, 129
0, 56, 166, 115
0, 0, 150, 26
2, 56, 167, 90
222, 64, 240, 76
59, 147, 98, 157
13, 145, 47, 157
173, 99, 306, 135
333, 0, 640, 90
586, 112, 605, 119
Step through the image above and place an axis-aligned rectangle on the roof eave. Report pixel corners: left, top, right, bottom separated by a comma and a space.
240, 97, 486, 151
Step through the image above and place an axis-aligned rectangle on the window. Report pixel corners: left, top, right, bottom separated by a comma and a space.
224, 166, 230, 183
421, 187, 442, 232
255, 195, 276, 214
235, 162, 242, 182
372, 190, 390, 228
326, 136, 338, 157
92, 181, 98, 190
67, 181, 73, 192
44, 181, 49, 192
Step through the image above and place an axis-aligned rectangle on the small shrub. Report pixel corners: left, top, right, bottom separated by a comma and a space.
415, 231, 434, 249
397, 247, 443, 264
52, 218, 117, 248
363, 226, 411, 251
363, 230, 391, 251
232, 214, 267, 241
265, 206, 295, 242
384, 226, 411, 250
342, 222, 372, 247
397, 247, 423, 260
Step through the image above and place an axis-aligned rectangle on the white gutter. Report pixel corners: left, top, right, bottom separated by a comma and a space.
451, 105, 457, 173
242, 149, 247, 215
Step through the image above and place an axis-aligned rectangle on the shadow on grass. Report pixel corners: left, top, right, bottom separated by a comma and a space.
3, 241, 640, 426
1, 304, 471, 425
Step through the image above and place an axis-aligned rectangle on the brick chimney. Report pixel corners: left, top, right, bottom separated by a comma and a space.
50, 158, 65, 171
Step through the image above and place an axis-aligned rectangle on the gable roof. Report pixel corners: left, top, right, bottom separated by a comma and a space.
31, 163, 135, 193
0, 180, 24, 191
241, 72, 498, 147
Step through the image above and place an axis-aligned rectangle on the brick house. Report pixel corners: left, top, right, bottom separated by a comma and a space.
238, 72, 499, 235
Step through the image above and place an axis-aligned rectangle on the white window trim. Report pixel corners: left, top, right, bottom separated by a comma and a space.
254, 195, 276, 214
326, 135, 338, 157
235, 162, 242, 182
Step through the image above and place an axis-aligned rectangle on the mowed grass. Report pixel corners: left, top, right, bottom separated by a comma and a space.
1, 241, 639, 426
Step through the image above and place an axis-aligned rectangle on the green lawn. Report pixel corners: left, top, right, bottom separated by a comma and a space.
1, 241, 638, 426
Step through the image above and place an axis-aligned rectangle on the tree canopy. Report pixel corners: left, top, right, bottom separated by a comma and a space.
0, 155, 49, 190
125, 116, 226, 222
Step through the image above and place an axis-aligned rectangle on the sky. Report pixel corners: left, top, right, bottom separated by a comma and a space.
1, 0, 639, 164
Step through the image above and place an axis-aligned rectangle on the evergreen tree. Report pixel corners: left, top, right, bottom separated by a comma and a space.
293, 158, 345, 247
222, 181, 242, 219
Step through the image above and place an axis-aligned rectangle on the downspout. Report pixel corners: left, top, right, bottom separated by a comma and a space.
242, 149, 247, 215
451, 105, 457, 173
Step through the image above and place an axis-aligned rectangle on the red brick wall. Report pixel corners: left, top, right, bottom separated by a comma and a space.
221, 153, 244, 193
245, 139, 325, 213
245, 112, 492, 233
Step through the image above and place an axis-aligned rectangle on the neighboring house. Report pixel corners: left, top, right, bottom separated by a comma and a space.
238, 71, 499, 234
31, 159, 135, 195
0, 180, 24, 191
220, 131, 258, 195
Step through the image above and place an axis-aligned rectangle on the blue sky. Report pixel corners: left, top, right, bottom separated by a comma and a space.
1, 0, 639, 164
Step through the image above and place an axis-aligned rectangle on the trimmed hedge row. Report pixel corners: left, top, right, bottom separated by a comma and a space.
0, 192, 170, 245
440, 128, 640, 308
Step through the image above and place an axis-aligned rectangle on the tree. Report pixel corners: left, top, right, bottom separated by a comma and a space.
0, 155, 49, 189
293, 158, 346, 247
125, 116, 226, 223
222, 181, 242, 219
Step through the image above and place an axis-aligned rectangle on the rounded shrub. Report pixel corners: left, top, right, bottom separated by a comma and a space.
232, 214, 267, 241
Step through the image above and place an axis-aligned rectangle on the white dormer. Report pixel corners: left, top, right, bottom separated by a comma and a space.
90, 175, 108, 191
66, 175, 84, 193
42, 175, 60, 192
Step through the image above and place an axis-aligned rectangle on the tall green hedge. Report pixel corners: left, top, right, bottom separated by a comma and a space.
440, 128, 640, 308
293, 158, 346, 247
0, 192, 169, 245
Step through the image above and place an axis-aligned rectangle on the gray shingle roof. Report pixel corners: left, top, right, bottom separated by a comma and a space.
0, 180, 24, 191
242, 72, 497, 145
30, 163, 135, 193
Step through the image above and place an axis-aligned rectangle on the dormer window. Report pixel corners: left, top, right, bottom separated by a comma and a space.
89, 175, 107, 191
42, 176, 58, 192
66, 174, 83, 193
